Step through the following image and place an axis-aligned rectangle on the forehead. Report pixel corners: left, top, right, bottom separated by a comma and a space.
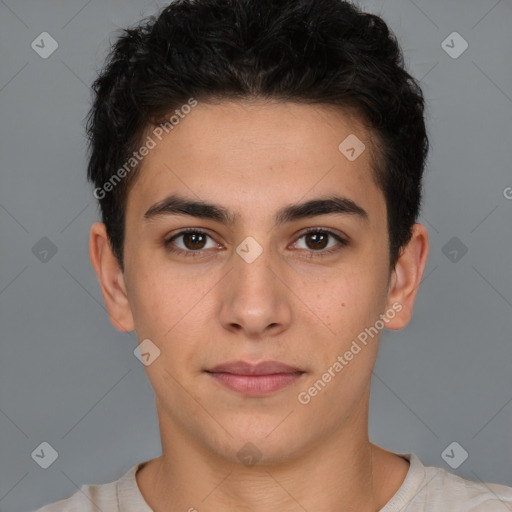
125, 99, 385, 226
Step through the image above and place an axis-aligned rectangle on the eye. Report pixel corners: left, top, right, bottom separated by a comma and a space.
164, 229, 220, 258
164, 227, 348, 259
292, 228, 348, 257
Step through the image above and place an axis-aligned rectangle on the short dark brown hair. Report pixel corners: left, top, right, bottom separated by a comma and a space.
86, 0, 429, 271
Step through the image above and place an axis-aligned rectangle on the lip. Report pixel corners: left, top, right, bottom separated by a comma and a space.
205, 360, 305, 396
207, 360, 303, 375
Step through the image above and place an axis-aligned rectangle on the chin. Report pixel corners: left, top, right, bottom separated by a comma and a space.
203, 423, 311, 467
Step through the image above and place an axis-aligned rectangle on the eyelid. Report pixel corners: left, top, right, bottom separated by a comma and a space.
297, 226, 349, 244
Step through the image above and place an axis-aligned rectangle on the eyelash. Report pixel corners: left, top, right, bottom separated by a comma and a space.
163, 227, 348, 259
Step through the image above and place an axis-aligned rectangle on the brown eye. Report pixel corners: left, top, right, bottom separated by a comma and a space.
164, 229, 218, 258
304, 232, 329, 250
293, 228, 348, 257
181, 232, 208, 250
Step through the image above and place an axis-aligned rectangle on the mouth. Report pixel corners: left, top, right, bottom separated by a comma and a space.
205, 360, 305, 396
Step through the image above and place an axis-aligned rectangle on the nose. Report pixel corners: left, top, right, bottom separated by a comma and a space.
218, 241, 293, 340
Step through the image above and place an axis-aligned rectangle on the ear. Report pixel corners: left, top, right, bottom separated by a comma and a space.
384, 223, 429, 330
89, 222, 135, 332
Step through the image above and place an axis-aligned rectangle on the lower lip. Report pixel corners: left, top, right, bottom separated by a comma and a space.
207, 372, 304, 395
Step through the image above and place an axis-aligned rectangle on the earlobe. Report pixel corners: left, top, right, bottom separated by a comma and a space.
385, 223, 429, 331
89, 222, 135, 332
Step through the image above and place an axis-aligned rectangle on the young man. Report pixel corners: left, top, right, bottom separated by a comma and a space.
37, 0, 512, 510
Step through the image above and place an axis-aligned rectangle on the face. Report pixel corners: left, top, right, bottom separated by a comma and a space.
91, 99, 428, 465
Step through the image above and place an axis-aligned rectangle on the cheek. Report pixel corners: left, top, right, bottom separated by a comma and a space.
127, 247, 182, 322
127, 261, 216, 360
124, 256, 172, 341
324, 263, 386, 317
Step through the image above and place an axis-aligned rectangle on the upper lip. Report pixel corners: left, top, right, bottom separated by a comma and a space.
206, 360, 304, 375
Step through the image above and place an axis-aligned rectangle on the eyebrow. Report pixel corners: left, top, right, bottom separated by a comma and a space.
143, 193, 368, 226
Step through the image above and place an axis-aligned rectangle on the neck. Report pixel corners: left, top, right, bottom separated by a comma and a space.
136, 405, 409, 512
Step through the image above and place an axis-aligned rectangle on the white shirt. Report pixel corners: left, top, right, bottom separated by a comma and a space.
34, 453, 512, 511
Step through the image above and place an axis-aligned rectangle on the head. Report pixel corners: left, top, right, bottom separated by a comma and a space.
87, 0, 429, 273
88, 0, 429, 465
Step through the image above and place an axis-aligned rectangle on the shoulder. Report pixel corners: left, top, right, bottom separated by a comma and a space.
33, 484, 113, 511
32, 462, 141, 512
421, 463, 512, 511
395, 453, 512, 512
33, 480, 118, 512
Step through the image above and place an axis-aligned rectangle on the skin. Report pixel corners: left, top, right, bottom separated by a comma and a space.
90, 99, 428, 512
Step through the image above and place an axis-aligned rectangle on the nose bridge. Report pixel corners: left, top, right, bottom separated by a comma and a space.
232, 234, 279, 303
218, 234, 292, 336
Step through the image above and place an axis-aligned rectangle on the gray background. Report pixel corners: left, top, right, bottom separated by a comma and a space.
0, 0, 511, 510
